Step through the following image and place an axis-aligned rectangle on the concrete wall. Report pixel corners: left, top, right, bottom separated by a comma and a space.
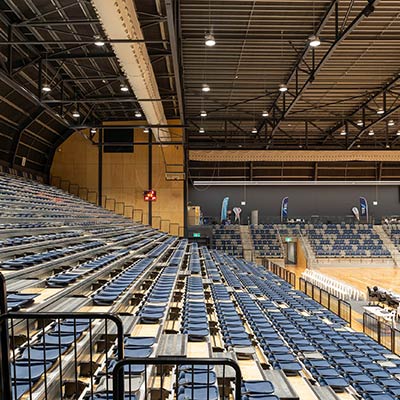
189, 184, 400, 223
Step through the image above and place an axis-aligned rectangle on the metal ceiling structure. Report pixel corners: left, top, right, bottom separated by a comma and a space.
182, 0, 400, 151
0, 0, 178, 174
1, 0, 400, 180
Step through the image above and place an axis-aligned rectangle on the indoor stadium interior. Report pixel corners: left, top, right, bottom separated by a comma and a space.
2, 0, 400, 399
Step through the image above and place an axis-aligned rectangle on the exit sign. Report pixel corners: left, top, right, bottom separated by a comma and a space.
193, 233, 201, 238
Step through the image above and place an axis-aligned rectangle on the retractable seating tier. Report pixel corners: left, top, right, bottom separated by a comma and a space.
212, 225, 243, 257
250, 224, 283, 258
302, 223, 391, 258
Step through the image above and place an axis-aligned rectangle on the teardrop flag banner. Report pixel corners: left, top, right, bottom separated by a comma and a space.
221, 197, 229, 223
281, 197, 288, 222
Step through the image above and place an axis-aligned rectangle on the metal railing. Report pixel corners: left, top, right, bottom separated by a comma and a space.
112, 357, 242, 400
262, 259, 296, 287
298, 277, 352, 325
363, 312, 400, 354
0, 274, 124, 400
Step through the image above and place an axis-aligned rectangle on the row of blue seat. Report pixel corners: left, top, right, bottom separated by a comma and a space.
1, 241, 105, 270
47, 249, 129, 288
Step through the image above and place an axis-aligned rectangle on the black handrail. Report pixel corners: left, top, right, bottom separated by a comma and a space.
0, 273, 124, 400
112, 357, 242, 400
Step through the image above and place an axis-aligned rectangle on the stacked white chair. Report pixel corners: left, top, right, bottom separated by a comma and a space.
302, 269, 365, 301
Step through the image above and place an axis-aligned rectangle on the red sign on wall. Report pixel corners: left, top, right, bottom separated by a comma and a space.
144, 190, 157, 202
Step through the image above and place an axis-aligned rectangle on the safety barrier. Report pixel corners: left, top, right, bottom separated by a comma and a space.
112, 357, 242, 400
262, 260, 296, 287
0, 274, 124, 400
298, 278, 352, 325
363, 312, 400, 355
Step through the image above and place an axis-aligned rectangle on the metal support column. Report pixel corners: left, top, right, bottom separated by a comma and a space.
183, 131, 188, 238
148, 130, 152, 226
98, 129, 103, 207
0, 273, 11, 400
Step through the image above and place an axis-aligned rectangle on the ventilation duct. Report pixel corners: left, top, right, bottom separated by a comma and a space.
91, 0, 170, 141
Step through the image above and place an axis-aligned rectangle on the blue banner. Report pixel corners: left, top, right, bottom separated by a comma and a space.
360, 197, 368, 220
221, 197, 229, 223
281, 197, 288, 222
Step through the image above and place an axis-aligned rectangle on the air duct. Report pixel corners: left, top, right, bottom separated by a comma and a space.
91, 0, 170, 141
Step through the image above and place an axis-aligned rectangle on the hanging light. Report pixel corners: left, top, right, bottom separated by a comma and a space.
94, 35, 105, 46
200, 110, 207, 117
279, 83, 288, 93
397, 130, 400, 136
377, 108, 384, 115
143, 127, 150, 134
386, 144, 390, 148
134, 110, 142, 118
357, 120, 363, 126
72, 110, 80, 118
251, 127, 257, 134
262, 110, 269, 117
309, 35, 321, 47
205, 33, 216, 47
388, 119, 395, 126
368, 129, 375, 136
199, 127, 205, 133
120, 84, 129, 92
42, 84, 51, 93
90, 128, 97, 134
340, 128, 347, 136
202, 83, 210, 92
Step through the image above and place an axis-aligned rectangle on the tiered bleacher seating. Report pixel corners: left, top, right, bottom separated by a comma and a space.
383, 223, 400, 249
212, 224, 242, 256
250, 224, 283, 257
302, 223, 391, 258
3, 172, 400, 400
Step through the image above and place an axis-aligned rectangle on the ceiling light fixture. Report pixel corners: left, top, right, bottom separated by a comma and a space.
200, 110, 207, 117
72, 110, 80, 118
386, 144, 390, 148
90, 128, 96, 134
388, 119, 395, 126
279, 83, 288, 93
94, 35, 105, 46
205, 33, 216, 47
340, 128, 347, 136
251, 127, 257, 134
309, 35, 321, 47
120, 84, 129, 92
397, 130, 400, 136
199, 127, 205, 133
42, 84, 51, 93
357, 120, 363, 126
134, 110, 142, 118
377, 108, 384, 115
262, 110, 269, 117
143, 127, 150, 134
368, 129, 375, 136
202, 83, 210, 92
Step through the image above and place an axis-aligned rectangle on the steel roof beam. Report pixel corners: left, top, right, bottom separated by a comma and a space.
260, 0, 377, 146
10, 107, 45, 167
165, 0, 185, 122
0, 39, 168, 45
347, 105, 400, 150
14, 19, 100, 26
255, 0, 338, 138
319, 72, 400, 145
